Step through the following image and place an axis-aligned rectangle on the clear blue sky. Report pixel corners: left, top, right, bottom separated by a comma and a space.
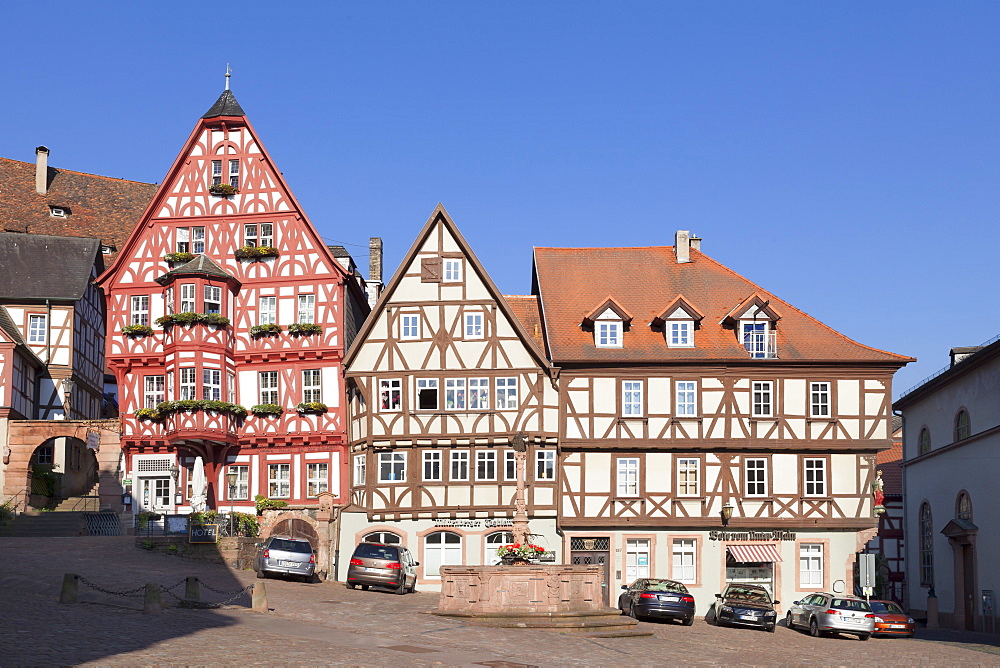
3, 2, 998, 396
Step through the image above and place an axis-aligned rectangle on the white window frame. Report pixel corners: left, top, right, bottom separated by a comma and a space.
130, 296, 149, 326
469, 378, 489, 410
800, 543, 824, 587
443, 259, 462, 282
596, 321, 622, 348
306, 462, 328, 498
203, 285, 222, 314
668, 321, 693, 347
179, 367, 197, 400
504, 450, 517, 481
672, 538, 696, 584
259, 371, 279, 405
622, 380, 643, 417
227, 371, 236, 404
742, 321, 769, 358
202, 369, 221, 401
228, 159, 240, 188
378, 452, 406, 483
445, 378, 466, 410
297, 294, 315, 324
616, 457, 639, 497
144, 375, 165, 409
745, 458, 767, 497
752, 381, 773, 417
476, 450, 497, 481
400, 314, 420, 340
180, 284, 196, 313
379, 378, 402, 412
804, 458, 827, 497
211, 160, 223, 185
677, 457, 700, 497
810, 382, 831, 418
450, 450, 469, 481
424, 531, 462, 578
496, 377, 517, 410
259, 296, 276, 325
535, 450, 555, 481
626, 538, 651, 581
416, 378, 438, 411
353, 454, 366, 487
165, 287, 174, 315
302, 369, 321, 404
423, 450, 442, 481
268, 463, 290, 499
464, 313, 484, 339
228, 465, 249, 500
675, 381, 697, 416
27, 314, 47, 344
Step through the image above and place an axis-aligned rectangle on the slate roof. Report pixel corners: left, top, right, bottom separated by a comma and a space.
504, 295, 546, 352
532, 246, 913, 365
0, 156, 156, 255
202, 90, 246, 118
0, 233, 101, 300
0, 305, 25, 343
155, 254, 240, 288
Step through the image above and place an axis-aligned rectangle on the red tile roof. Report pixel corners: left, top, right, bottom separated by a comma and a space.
0, 157, 156, 258
504, 295, 546, 352
532, 246, 913, 365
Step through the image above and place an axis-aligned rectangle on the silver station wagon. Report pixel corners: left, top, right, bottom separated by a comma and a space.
786, 593, 875, 640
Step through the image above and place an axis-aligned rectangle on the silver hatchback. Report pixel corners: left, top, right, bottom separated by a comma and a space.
786, 593, 875, 640
253, 536, 317, 582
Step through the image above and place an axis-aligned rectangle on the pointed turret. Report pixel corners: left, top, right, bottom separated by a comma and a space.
202, 89, 245, 119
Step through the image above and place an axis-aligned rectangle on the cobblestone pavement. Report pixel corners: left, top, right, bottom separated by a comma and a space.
2, 536, 998, 667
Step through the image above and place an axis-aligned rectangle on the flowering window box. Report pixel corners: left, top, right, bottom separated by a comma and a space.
209, 183, 238, 196
164, 252, 196, 264
250, 404, 283, 417
155, 313, 231, 329
121, 325, 155, 337
295, 402, 327, 415
250, 324, 283, 338
235, 245, 279, 260
155, 400, 248, 419
287, 323, 323, 336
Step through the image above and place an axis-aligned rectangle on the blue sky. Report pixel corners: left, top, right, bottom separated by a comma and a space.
3, 2, 998, 396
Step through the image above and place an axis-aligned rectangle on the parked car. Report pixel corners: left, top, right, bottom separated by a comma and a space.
786, 593, 875, 640
253, 536, 316, 582
708, 584, 779, 632
346, 541, 418, 594
618, 578, 696, 624
869, 599, 915, 637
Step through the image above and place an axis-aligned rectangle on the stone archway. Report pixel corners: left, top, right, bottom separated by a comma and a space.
259, 509, 331, 580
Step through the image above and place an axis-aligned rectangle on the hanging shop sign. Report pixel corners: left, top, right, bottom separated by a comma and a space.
709, 530, 796, 542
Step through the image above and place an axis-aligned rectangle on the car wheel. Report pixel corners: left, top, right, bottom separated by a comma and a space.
810, 618, 821, 638
360, 584, 369, 591
766, 624, 775, 633
395, 579, 407, 595
785, 611, 795, 630
682, 615, 694, 626
628, 604, 639, 620
346, 583, 356, 589
858, 633, 871, 641
706, 606, 717, 625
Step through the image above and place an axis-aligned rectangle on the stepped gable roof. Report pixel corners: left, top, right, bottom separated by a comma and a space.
155, 254, 241, 288
0, 157, 156, 255
504, 295, 546, 352
0, 233, 101, 300
532, 245, 913, 365
202, 89, 245, 118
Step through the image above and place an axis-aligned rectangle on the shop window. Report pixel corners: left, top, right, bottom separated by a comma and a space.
672, 539, 696, 583
626, 538, 650, 581
424, 531, 462, 577
799, 543, 823, 587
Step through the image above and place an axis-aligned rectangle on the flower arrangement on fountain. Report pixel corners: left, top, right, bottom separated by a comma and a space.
496, 543, 546, 561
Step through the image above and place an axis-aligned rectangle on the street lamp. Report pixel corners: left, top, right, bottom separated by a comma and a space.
721, 503, 734, 527
62, 379, 75, 417
226, 468, 238, 536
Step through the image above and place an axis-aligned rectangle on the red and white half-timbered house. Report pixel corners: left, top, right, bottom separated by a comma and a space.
531, 231, 912, 608
97, 87, 369, 516
343, 207, 559, 588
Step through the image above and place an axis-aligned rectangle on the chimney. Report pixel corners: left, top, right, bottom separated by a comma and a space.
369, 237, 383, 284
675, 230, 691, 263
35, 146, 49, 194
689, 234, 701, 252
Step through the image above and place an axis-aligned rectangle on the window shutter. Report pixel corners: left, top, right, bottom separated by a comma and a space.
421, 257, 442, 283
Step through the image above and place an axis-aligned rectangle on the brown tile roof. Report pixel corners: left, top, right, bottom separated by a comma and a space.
0, 156, 156, 257
504, 295, 546, 352
532, 246, 913, 365
877, 439, 903, 494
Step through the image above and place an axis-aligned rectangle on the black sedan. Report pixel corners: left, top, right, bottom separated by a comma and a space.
708, 583, 779, 632
618, 578, 696, 624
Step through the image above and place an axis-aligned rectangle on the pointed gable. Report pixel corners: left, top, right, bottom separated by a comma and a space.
582, 297, 633, 329
652, 295, 704, 328
721, 293, 781, 327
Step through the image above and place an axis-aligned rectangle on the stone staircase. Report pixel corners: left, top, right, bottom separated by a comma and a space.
0, 510, 88, 537
432, 609, 653, 638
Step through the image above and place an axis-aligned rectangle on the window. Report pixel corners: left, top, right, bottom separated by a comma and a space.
617, 457, 639, 497
596, 321, 621, 348
626, 538, 651, 581
742, 321, 769, 358
804, 458, 827, 496
799, 544, 823, 587
810, 382, 830, 417
752, 381, 772, 417
956, 409, 971, 441
469, 378, 489, 410
306, 463, 328, 497
203, 285, 222, 314
920, 502, 934, 586
228, 371, 236, 404
302, 369, 321, 404
144, 375, 165, 409
677, 458, 699, 496
49, 206, 67, 218
504, 451, 517, 481
919, 427, 931, 455
364, 531, 401, 544
675, 381, 697, 416
297, 294, 315, 324
450, 451, 469, 481
130, 296, 150, 326
176, 227, 205, 254
228, 159, 240, 188
669, 321, 693, 347
535, 450, 555, 481
486, 531, 515, 565
464, 313, 484, 339
424, 531, 462, 577
476, 451, 497, 481
353, 454, 366, 486
258, 296, 276, 325
957, 492, 972, 521
268, 464, 290, 498
745, 458, 767, 497
423, 451, 442, 481
211, 160, 223, 185
400, 314, 420, 339
496, 377, 517, 410
379, 379, 401, 411
180, 284, 196, 313
623, 381, 643, 417
27, 314, 47, 344
259, 371, 279, 405
378, 452, 406, 482
165, 287, 174, 315
416, 378, 438, 410
244, 222, 273, 247
672, 539, 696, 583
443, 259, 462, 282
445, 379, 466, 410
227, 465, 249, 500
34, 444, 54, 466
179, 368, 197, 400
202, 369, 221, 400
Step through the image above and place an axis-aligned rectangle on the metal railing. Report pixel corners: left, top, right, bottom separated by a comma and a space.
134, 513, 247, 538
897, 331, 1000, 399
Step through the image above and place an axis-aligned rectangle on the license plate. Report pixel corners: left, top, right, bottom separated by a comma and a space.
890, 624, 908, 628
844, 617, 862, 623
658, 595, 677, 602
280, 560, 299, 567
365, 567, 381, 573
740, 615, 758, 621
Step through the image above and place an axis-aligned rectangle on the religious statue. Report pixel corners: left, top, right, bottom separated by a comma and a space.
872, 469, 885, 516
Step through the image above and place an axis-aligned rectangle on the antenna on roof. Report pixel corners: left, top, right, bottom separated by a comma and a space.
225, 63, 232, 90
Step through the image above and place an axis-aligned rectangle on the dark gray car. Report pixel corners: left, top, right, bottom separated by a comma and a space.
346, 542, 418, 594
253, 536, 316, 582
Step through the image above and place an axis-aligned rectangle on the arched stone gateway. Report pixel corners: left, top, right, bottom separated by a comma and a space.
268, 517, 319, 546
259, 507, 333, 580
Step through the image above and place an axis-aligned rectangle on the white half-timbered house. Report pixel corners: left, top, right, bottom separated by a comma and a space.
531, 231, 912, 608
343, 206, 559, 587
97, 87, 370, 517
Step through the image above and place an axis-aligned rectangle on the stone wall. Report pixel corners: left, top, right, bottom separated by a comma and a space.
134, 535, 258, 568
438, 564, 606, 614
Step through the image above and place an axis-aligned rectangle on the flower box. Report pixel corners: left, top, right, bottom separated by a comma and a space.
287, 322, 323, 336
235, 245, 279, 260
209, 183, 238, 196
134, 408, 162, 421
155, 313, 231, 328
250, 404, 283, 416
295, 402, 327, 414
250, 323, 283, 338
155, 400, 248, 419
496, 543, 545, 563
121, 325, 155, 337
164, 252, 196, 263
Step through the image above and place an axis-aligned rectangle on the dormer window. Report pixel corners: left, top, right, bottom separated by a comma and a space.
742, 321, 772, 358
49, 206, 68, 218
654, 297, 702, 348
670, 321, 692, 347
722, 294, 780, 359
583, 297, 633, 350
597, 320, 622, 348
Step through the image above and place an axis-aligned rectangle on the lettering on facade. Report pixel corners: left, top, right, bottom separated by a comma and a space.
433, 518, 514, 529
189, 524, 219, 544
708, 530, 797, 542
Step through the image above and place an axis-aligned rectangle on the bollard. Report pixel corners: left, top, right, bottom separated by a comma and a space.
59, 573, 79, 604
251, 581, 268, 612
143, 583, 162, 615
185, 576, 200, 601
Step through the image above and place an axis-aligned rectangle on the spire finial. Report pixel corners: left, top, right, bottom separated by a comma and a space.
225, 63, 231, 91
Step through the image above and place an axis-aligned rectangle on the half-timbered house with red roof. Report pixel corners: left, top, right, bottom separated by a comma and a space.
342, 206, 559, 588
530, 231, 912, 608
97, 86, 370, 521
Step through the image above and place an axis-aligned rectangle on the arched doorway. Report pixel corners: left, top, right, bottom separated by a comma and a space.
28, 437, 97, 508
268, 517, 319, 549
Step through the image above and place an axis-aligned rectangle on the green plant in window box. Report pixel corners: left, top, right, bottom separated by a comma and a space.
250, 323, 283, 337
134, 407, 162, 421
209, 183, 238, 196
254, 494, 288, 516
295, 401, 327, 414
234, 245, 279, 260
136, 511, 162, 529
155, 313, 231, 328
155, 400, 247, 419
164, 252, 196, 263
121, 324, 155, 337
250, 404, 283, 416
287, 322, 323, 336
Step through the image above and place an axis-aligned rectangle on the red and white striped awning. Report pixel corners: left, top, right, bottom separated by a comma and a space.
727, 544, 783, 563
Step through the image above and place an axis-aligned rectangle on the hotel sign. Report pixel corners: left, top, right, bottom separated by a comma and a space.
709, 530, 796, 541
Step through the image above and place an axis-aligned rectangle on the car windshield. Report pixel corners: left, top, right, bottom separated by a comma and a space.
727, 587, 770, 603
870, 601, 903, 614
644, 580, 688, 593
268, 538, 312, 553
354, 543, 400, 560
832, 599, 872, 612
